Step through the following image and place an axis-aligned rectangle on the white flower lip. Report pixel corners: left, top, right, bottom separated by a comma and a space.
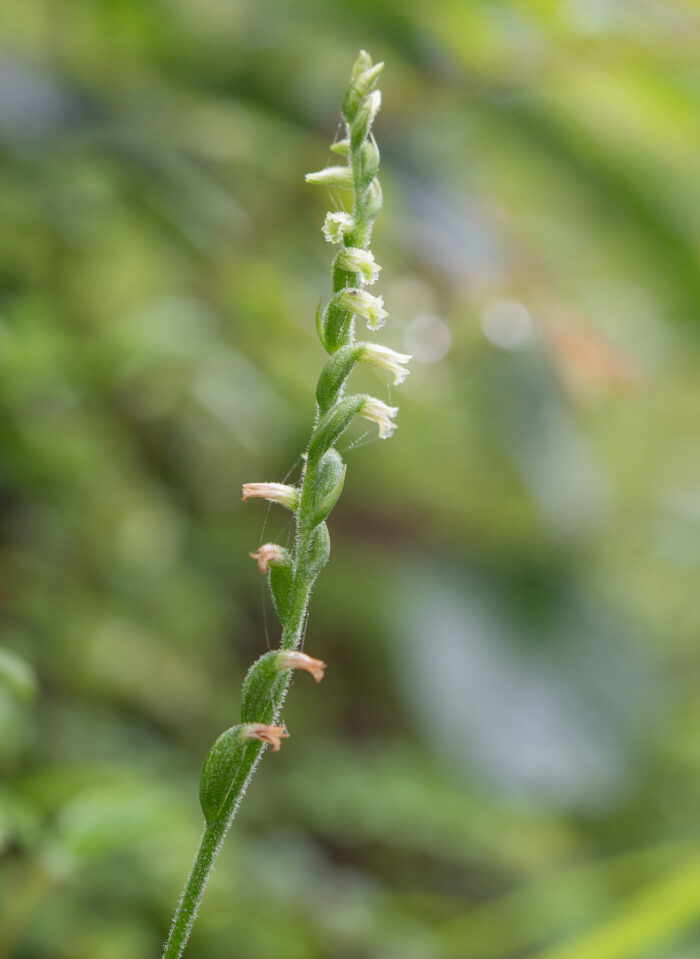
361, 343, 412, 385
360, 396, 399, 439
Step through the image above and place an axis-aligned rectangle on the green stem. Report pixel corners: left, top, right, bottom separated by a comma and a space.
163, 822, 224, 959
163, 544, 314, 958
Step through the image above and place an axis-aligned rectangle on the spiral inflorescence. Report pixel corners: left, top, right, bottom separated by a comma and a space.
163, 51, 409, 959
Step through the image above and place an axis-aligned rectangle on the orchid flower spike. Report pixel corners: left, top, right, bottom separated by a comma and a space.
163, 51, 410, 959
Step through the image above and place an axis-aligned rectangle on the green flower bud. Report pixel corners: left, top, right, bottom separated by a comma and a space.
351, 90, 381, 149
364, 178, 383, 220
351, 49, 373, 83
355, 61, 384, 96
358, 137, 381, 189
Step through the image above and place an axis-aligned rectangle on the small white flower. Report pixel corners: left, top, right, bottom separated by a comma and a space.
338, 247, 381, 285
361, 396, 399, 439
242, 483, 299, 511
361, 343, 412, 385
322, 211, 354, 244
336, 288, 388, 330
305, 166, 353, 189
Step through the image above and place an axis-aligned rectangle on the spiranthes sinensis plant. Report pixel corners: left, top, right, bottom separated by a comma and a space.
162, 50, 410, 958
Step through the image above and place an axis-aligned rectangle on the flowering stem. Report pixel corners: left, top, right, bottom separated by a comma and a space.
162, 50, 409, 958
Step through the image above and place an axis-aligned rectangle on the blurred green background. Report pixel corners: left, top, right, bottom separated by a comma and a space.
2, 1, 700, 957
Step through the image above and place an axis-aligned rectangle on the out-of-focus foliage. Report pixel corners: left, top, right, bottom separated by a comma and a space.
1, 1, 700, 957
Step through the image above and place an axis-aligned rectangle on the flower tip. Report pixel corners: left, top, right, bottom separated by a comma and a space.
305, 166, 353, 189
367, 313, 387, 332
309, 663, 327, 683
246, 723, 289, 752
352, 50, 373, 78
356, 62, 384, 95
249, 543, 286, 574
361, 344, 412, 385
361, 396, 398, 439
279, 650, 327, 683
241, 483, 299, 511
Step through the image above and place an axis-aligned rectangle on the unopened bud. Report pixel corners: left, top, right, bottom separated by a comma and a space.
364, 177, 383, 219
330, 138, 350, 156
361, 396, 399, 439
355, 62, 384, 96
323, 211, 355, 244
351, 51, 384, 95
351, 49, 373, 82
360, 136, 381, 180
361, 343, 412, 385
336, 288, 388, 330
242, 483, 299, 511
305, 166, 353, 189
249, 543, 287, 574
278, 650, 327, 683
352, 90, 381, 146
337, 247, 381, 285
242, 723, 289, 752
